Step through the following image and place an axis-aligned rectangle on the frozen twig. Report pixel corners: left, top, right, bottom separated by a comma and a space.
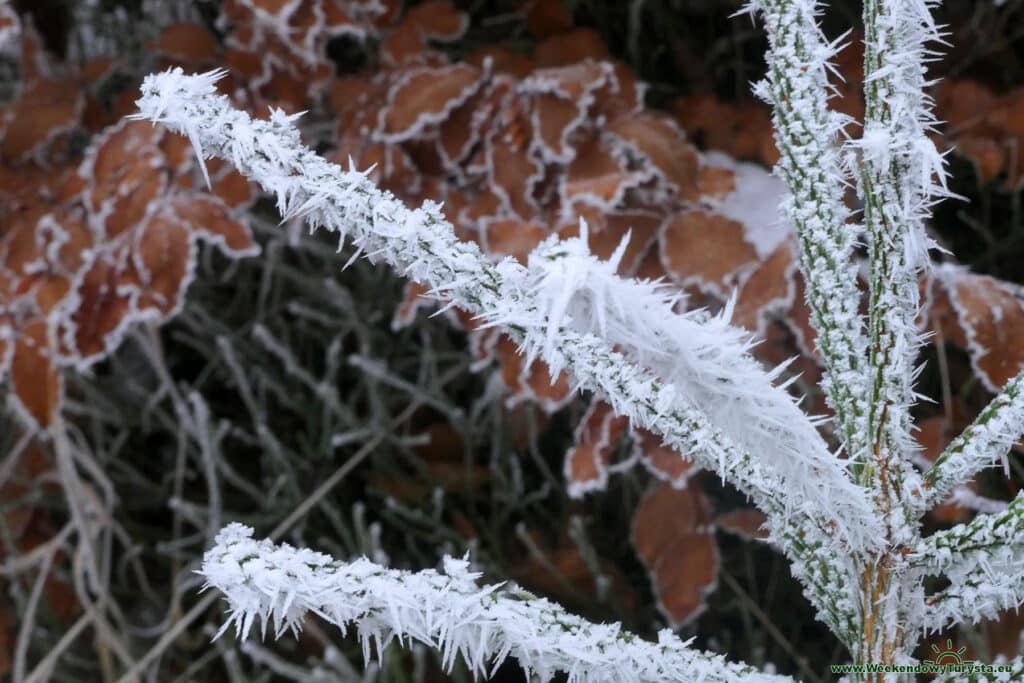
920, 370, 1024, 510
200, 524, 792, 683
744, 0, 869, 463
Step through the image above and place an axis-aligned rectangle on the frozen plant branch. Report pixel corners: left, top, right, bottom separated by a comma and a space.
744, 0, 870, 463
920, 370, 1024, 510
131, 68, 881, 554
910, 492, 1024, 632
857, 0, 947, 522
200, 524, 792, 683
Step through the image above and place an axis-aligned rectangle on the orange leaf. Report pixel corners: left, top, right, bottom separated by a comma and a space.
632, 482, 719, 627
607, 112, 699, 199
659, 210, 757, 295
10, 319, 61, 428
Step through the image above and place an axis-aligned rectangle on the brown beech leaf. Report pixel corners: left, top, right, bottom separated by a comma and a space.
69, 254, 136, 360
132, 208, 194, 316
564, 400, 629, 497
169, 195, 258, 258
659, 210, 757, 296
486, 137, 544, 219
465, 45, 535, 79
525, 0, 574, 38
936, 266, 1024, 391
561, 137, 645, 207
392, 280, 435, 330
632, 482, 719, 627
381, 0, 468, 64
630, 427, 697, 488
493, 334, 573, 413
733, 241, 797, 337
10, 319, 62, 428
697, 165, 736, 199
606, 112, 700, 200
404, 0, 469, 42
673, 94, 778, 167
438, 77, 514, 170
481, 219, 549, 264
378, 64, 483, 142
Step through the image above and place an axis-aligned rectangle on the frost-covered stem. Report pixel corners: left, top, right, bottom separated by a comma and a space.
747, 0, 869, 464
131, 69, 881, 556
858, 0, 944, 522
850, 0, 945, 674
920, 369, 1024, 510
910, 491, 1024, 633
201, 524, 792, 683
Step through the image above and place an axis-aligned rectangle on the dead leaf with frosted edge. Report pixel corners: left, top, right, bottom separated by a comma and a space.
564, 401, 629, 497
606, 112, 700, 201
10, 319, 61, 428
733, 241, 797, 337
1, 78, 83, 164
935, 265, 1024, 392
632, 482, 719, 628
438, 77, 514, 173
630, 427, 697, 488
673, 94, 778, 167
561, 137, 647, 208
381, 0, 468, 65
150, 22, 219, 65
482, 219, 550, 264
659, 210, 757, 297
557, 207, 663, 277
525, 0, 574, 38
493, 334, 574, 413
486, 131, 545, 220
378, 64, 483, 142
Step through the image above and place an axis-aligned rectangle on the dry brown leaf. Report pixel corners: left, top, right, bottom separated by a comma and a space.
632, 482, 719, 627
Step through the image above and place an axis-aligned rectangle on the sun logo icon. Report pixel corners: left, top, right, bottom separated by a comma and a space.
923, 639, 968, 666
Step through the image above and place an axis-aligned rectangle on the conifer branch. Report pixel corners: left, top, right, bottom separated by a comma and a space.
911, 492, 1024, 632
920, 370, 1024, 510
200, 524, 793, 683
857, 0, 947, 526
745, 0, 870, 463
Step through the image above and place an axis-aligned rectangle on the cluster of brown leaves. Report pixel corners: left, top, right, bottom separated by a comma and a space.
0, 21, 259, 429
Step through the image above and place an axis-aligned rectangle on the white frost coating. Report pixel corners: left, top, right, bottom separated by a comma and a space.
920, 369, 1024, 510
911, 492, 1024, 633
701, 151, 792, 259
856, 0, 951, 522
131, 67, 882, 553
201, 524, 792, 683
743, 0, 870, 466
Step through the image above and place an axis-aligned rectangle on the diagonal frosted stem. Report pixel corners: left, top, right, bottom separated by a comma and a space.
920, 370, 1024, 511
131, 68, 881, 553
